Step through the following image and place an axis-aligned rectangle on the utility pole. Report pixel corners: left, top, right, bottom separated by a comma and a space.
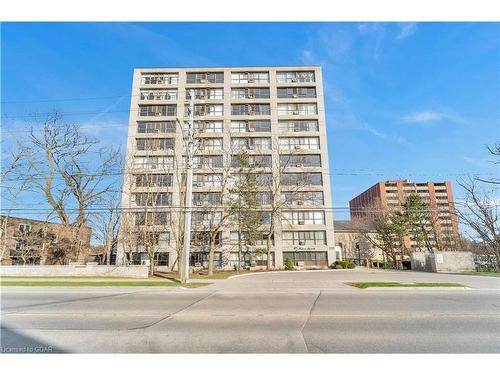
181, 89, 195, 284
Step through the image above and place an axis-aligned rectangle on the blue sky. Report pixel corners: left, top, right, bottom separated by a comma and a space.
1, 22, 499, 221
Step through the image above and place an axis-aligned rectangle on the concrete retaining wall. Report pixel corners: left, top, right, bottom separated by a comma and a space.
0, 264, 149, 278
411, 251, 475, 273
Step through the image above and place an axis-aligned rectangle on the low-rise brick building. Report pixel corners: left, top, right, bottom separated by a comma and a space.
0, 216, 92, 265
333, 220, 384, 263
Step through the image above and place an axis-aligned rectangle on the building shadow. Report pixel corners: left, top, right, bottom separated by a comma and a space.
1, 325, 67, 354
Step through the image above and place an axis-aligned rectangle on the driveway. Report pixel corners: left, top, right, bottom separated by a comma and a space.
206, 268, 500, 291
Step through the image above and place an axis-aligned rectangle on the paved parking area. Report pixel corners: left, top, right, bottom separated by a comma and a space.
1, 269, 499, 353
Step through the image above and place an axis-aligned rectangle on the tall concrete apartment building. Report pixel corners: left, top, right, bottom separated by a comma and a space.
349, 180, 459, 251
117, 66, 335, 270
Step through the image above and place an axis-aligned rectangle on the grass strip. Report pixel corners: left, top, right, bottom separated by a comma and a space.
456, 272, 500, 277
349, 282, 465, 289
0, 281, 209, 287
0, 275, 141, 279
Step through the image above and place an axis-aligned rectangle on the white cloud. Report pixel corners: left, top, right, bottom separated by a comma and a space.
401, 110, 466, 124
301, 49, 313, 63
357, 23, 384, 35
396, 23, 418, 40
331, 113, 408, 145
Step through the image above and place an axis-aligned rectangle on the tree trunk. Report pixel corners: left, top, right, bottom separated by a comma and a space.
176, 250, 183, 279
149, 258, 154, 277
207, 238, 216, 276
238, 229, 242, 272
266, 234, 272, 271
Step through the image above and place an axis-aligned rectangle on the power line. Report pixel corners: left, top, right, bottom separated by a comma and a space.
1, 90, 322, 104
1, 201, 496, 214
1, 169, 494, 183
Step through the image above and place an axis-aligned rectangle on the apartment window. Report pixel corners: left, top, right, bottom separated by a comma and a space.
191, 231, 222, 246
139, 105, 177, 117
231, 137, 271, 150
189, 104, 223, 117
136, 138, 175, 151
231, 88, 270, 99
192, 155, 223, 168
282, 252, 327, 267
190, 252, 222, 268
231, 104, 271, 116
135, 174, 173, 187
281, 191, 324, 206
134, 192, 172, 207
228, 251, 274, 267
136, 232, 170, 247
137, 122, 176, 134
277, 103, 317, 116
280, 154, 321, 167
193, 192, 222, 206
276, 71, 315, 83
230, 120, 271, 133
280, 173, 323, 186
230, 173, 272, 187
140, 89, 178, 101
259, 211, 272, 224
256, 191, 273, 205
191, 121, 223, 133
141, 73, 178, 85
278, 120, 319, 133
230, 232, 274, 246
282, 231, 326, 245
186, 72, 224, 84
18, 224, 31, 232
186, 88, 224, 100
130, 252, 143, 265
282, 211, 325, 225
154, 252, 169, 266
134, 212, 171, 226
133, 156, 174, 170
193, 173, 222, 187
198, 138, 223, 151
277, 87, 316, 98
231, 72, 269, 83
279, 137, 320, 150
192, 211, 222, 225
231, 155, 272, 168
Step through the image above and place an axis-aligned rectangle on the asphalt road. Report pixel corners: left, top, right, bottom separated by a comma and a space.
1, 269, 499, 353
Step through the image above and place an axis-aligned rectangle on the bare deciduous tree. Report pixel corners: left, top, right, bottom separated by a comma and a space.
355, 203, 407, 269
89, 192, 121, 265
262, 141, 317, 270
477, 143, 500, 185
12, 112, 121, 263
457, 177, 499, 270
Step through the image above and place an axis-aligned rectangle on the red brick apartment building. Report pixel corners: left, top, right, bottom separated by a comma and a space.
0, 216, 92, 265
349, 180, 460, 251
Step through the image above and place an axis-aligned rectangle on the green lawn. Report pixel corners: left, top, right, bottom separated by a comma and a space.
457, 272, 500, 277
0, 280, 209, 287
0, 275, 140, 279
349, 282, 465, 289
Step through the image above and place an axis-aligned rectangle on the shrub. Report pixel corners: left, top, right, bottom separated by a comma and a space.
335, 260, 356, 269
383, 261, 395, 269
284, 257, 294, 270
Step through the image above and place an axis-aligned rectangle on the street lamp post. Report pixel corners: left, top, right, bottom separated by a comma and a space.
180, 89, 195, 284
356, 243, 361, 266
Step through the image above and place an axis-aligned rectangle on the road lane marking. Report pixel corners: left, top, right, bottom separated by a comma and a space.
2, 312, 499, 319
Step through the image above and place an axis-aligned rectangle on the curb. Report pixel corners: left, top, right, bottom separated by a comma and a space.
227, 268, 351, 280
